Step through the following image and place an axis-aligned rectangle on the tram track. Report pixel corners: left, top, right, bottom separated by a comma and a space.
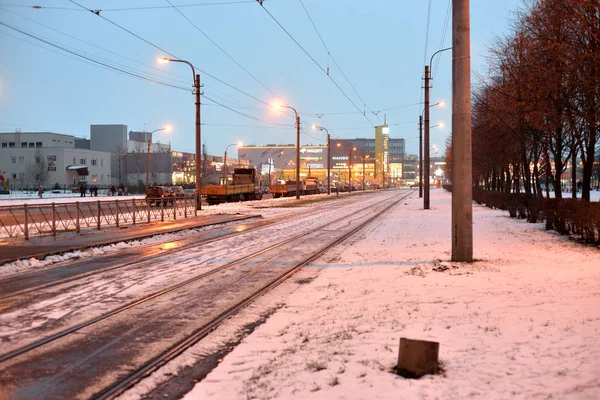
0, 190, 413, 400
0, 193, 374, 301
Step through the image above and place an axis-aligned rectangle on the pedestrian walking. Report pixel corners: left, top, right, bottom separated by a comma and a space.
93, 186, 98, 197
110, 185, 116, 196
80, 183, 87, 197
38, 185, 44, 198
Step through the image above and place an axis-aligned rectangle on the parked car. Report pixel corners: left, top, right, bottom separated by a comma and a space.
145, 186, 175, 206
170, 186, 185, 197
183, 188, 196, 195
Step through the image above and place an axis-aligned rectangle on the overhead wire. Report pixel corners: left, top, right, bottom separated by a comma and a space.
165, 0, 286, 103
0, 21, 191, 91
432, 0, 452, 79
297, 0, 379, 122
0, 20, 293, 129
420, 0, 433, 107
0, 1, 255, 12
0, 6, 191, 86
66, 0, 280, 114
257, 1, 376, 128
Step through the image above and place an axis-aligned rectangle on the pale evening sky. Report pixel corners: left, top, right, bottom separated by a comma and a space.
0, 0, 522, 158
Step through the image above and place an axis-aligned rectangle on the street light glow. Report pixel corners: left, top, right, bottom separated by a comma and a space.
237, 141, 243, 147
438, 122, 445, 128
157, 57, 171, 63
164, 125, 172, 133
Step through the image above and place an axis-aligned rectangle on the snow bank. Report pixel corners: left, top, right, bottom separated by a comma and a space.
187, 189, 600, 400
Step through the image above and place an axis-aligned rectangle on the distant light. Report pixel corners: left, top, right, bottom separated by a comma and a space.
438, 101, 445, 107
439, 122, 445, 128
164, 125, 172, 132
158, 57, 171, 63
237, 141, 243, 146
312, 124, 317, 130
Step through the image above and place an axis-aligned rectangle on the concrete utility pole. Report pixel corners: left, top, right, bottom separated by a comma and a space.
195, 73, 202, 210
452, 0, 473, 261
424, 65, 431, 209
419, 115, 423, 198
327, 132, 331, 194
295, 114, 300, 200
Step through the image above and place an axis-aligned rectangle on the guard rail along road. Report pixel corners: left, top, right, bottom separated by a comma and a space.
0, 196, 198, 240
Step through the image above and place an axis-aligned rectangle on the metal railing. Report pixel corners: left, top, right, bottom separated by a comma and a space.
0, 196, 198, 240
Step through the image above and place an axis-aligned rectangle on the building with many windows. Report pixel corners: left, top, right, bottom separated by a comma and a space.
238, 136, 406, 187
0, 131, 112, 190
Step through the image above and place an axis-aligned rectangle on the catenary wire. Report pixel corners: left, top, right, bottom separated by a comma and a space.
0, 6, 190, 86
257, 1, 376, 128
0, 21, 191, 91
297, 0, 379, 122
66, 0, 280, 114
432, 0, 452, 79
0, 21, 297, 129
166, 0, 286, 104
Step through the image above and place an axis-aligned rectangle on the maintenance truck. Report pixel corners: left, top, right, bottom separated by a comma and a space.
201, 168, 262, 205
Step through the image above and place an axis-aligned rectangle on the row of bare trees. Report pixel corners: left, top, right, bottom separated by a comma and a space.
468, 0, 599, 201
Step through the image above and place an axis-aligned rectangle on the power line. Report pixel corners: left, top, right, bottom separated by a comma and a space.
166, 0, 284, 102
101, 1, 256, 12
0, 20, 293, 128
0, 1, 255, 12
420, 0, 433, 107
203, 95, 292, 126
0, 21, 191, 91
257, 1, 376, 128
67, 0, 276, 113
297, 0, 378, 122
0, 6, 190, 86
432, 0, 452, 79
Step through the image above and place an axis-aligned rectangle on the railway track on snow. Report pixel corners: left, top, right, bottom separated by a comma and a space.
0, 193, 374, 301
0, 190, 413, 399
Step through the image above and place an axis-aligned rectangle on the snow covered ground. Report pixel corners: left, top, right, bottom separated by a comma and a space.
139, 188, 599, 400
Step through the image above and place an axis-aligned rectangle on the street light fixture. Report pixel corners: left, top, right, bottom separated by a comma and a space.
419, 101, 444, 198
158, 57, 202, 210
362, 153, 369, 191
273, 102, 301, 200
312, 125, 331, 195
146, 125, 172, 189
223, 142, 242, 183
424, 48, 452, 209
420, 118, 445, 198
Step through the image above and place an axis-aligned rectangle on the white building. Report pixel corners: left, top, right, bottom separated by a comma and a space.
0, 132, 112, 190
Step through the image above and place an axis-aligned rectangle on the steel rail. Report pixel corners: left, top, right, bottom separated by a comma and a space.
0, 193, 373, 301
94, 190, 413, 399
0, 191, 409, 363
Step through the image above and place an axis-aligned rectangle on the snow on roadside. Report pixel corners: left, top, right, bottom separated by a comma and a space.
0, 191, 371, 276
179, 189, 600, 400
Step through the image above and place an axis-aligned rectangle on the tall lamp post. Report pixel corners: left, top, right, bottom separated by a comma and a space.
419, 101, 444, 198
223, 142, 241, 183
146, 126, 171, 189
312, 125, 331, 195
424, 47, 452, 209
361, 152, 369, 191
274, 103, 301, 200
348, 147, 356, 188
159, 57, 202, 210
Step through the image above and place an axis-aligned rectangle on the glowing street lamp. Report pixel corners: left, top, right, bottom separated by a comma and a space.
158, 57, 202, 210
146, 125, 172, 188
223, 141, 242, 182
419, 101, 444, 199
273, 102, 301, 200
312, 124, 331, 195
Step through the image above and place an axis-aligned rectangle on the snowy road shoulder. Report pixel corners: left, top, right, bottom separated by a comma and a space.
183, 189, 600, 400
